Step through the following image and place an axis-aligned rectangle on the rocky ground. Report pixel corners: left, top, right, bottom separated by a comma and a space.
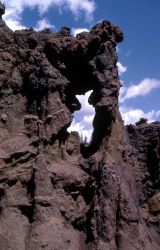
0, 5, 159, 250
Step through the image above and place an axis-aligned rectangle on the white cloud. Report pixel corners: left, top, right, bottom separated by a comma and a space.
67, 90, 94, 142
4, 8, 26, 30
117, 61, 127, 76
116, 46, 119, 53
4, 0, 96, 31
76, 90, 94, 115
34, 18, 54, 31
68, 101, 160, 138
71, 28, 89, 37
66, 0, 96, 21
68, 119, 93, 142
68, 118, 84, 132
156, 111, 160, 117
84, 114, 94, 123
67, 87, 160, 141
79, 129, 93, 142
120, 78, 160, 103
120, 106, 160, 125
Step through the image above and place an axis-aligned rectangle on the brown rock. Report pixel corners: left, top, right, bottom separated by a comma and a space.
149, 193, 160, 213
0, 6, 159, 250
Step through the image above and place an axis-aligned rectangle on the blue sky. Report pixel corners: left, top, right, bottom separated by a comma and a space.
3, 0, 160, 140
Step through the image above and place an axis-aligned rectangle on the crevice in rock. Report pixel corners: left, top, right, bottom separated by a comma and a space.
49, 125, 70, 146
27, 169, 36, 199
82, 164, 103, 244
115, 197, 121, 249
25, 168, 36, 223
0, 188, 4, 215
64, 184, 81, 201
0, 188, 4, 200
146, 144, 160, 183
72, 216, 87, 232
18, 205, 35, 223
7, 179, 18, 187
22, 74, 49, 120
71, 205, 95, 244
81, 179, 95, 205
85, 204, 95, 243
4, 151, 36, 166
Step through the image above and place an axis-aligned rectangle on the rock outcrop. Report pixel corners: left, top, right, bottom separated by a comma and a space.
0, 6, 159, 250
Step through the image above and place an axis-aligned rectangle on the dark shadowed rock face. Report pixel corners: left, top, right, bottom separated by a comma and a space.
0, 7, 159, 250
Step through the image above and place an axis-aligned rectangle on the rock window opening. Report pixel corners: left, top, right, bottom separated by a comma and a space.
67, 90, 94, 146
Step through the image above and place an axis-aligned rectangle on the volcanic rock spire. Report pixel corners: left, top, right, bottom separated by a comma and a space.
0, 3, 159, 250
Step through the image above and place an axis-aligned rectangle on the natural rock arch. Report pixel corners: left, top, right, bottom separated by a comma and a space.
0, 6, 159, 250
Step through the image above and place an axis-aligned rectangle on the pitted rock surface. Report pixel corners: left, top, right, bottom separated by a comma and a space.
0, 6, 159, 250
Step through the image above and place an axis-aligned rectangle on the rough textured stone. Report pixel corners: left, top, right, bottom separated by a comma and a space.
0, 5, 159, 250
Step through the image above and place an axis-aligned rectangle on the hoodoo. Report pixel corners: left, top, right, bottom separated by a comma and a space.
0, 4, 159, 250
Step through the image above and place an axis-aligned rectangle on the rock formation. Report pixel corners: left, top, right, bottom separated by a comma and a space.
0, 5, 159, 250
